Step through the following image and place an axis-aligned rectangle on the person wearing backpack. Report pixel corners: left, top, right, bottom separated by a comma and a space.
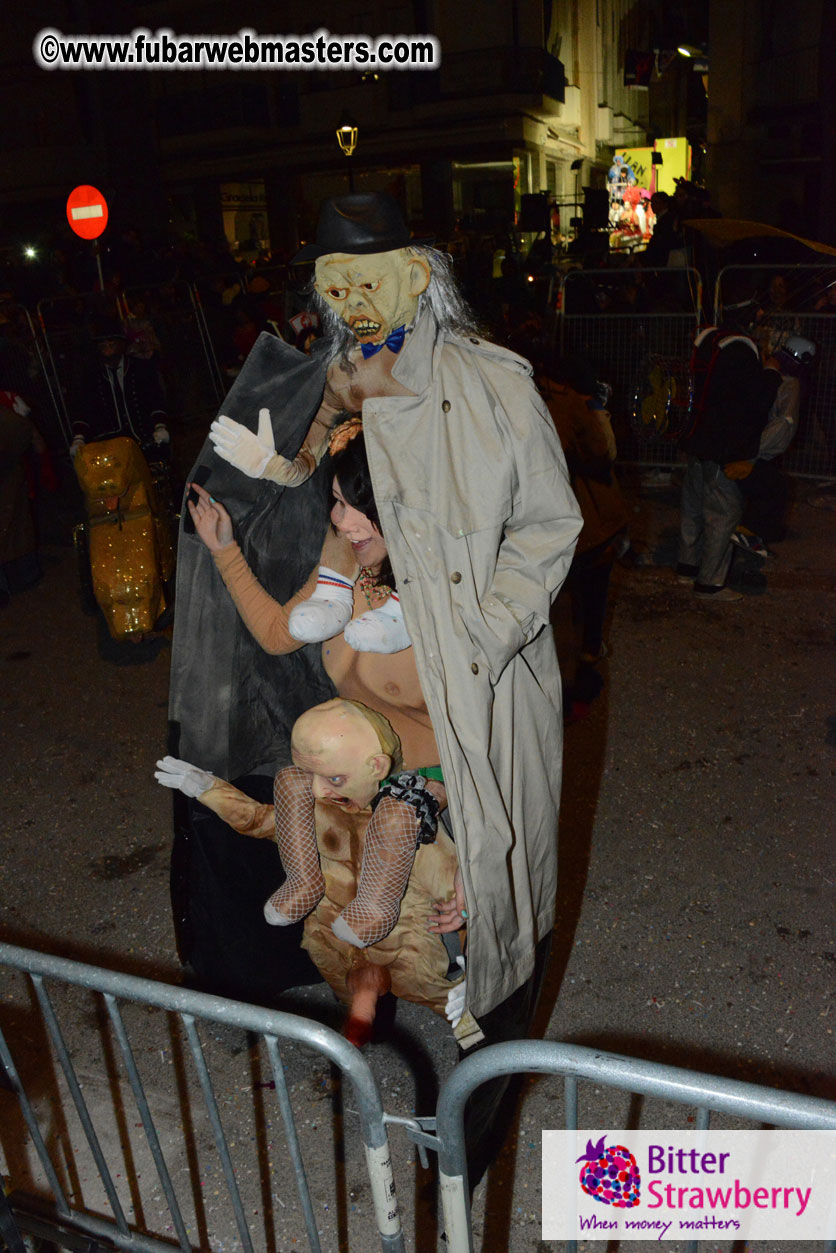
675, 282, 782, 601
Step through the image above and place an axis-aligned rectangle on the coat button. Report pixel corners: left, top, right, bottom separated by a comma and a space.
442, 399, 451, 413
450, 571, 462, 584
471, 662, 479, 675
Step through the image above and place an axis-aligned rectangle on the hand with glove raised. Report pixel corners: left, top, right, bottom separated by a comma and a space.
154, 756, 215, 799
209, 408, 316, 486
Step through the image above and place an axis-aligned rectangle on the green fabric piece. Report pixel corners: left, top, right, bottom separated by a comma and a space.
383, 764, 444, 787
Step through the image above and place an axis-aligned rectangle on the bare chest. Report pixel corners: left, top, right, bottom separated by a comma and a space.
325, 349, 416, 413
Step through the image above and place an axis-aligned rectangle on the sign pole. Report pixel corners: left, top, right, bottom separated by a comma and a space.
94, 239, 105, 293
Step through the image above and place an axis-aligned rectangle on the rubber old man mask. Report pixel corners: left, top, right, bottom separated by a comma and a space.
290, 698, 394, 812
314, 249, 431, 349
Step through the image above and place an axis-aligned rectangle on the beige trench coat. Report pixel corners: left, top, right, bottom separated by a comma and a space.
361, 309, 583, 1017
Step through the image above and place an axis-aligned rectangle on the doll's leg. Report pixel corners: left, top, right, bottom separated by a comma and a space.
343, 592, 412, 654
331, 774, 441, 948
264, 765, 325, 925
331, 794, 421, 947
288, 530, 359, 643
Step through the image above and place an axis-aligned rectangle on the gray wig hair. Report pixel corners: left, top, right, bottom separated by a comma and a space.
310, 245, 484, 372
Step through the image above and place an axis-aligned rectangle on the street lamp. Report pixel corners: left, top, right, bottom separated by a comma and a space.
336, 112, 359, 191
570, 157, 583, 228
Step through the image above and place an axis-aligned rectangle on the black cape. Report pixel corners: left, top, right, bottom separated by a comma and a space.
168, 333, 337, 996
169, 332, 337, 777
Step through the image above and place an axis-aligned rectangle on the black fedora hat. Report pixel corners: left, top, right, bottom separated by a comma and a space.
91, 316, 128, 342
292, 192, 431, 263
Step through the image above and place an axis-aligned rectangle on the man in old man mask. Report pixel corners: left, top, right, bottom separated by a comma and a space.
169, 192, 581, 1188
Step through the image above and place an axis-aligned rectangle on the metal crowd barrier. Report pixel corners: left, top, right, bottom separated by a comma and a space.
0, 942, 405, 1253
4, 943, 836, 1253
558, 266, 704, 467
429, 1039, 836, 1253
716, 264, 836, 477
13, 263, 836, 477
0, 301, 70, 448
557, 262, 836, 477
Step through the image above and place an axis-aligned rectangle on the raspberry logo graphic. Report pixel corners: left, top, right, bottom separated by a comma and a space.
576, 1136, 641, 1207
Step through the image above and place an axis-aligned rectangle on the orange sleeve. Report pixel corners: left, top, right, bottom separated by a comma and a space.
199, 779, 275, 839
212, 542, 318, 655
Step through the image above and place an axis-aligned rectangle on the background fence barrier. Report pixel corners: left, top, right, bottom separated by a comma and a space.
0, 942, 405, 1253
4, 945, 836, 1251
6, 264, 836, 479
431, 1038, 836, 1253
559, 267, 703, 468
716, 264, 836, 477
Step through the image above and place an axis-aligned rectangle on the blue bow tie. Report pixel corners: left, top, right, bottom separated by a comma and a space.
359, 325, 406, 360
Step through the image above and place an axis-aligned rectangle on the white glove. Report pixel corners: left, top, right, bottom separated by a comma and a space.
70, 434, 85, 458
210, 409, 311, 486
152, 423, 170, 445
154, 756, 215, 799
210, 409, 277, 478
445, 956, 467, 1028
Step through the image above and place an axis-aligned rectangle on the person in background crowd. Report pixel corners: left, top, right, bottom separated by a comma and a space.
70, 319, 169, 460
676, 277, 781, 601
731, 334, 816, 556
0, 392, 43, 607
123, 296, 162, 362
536, 358, 629, 719
643, 192, 680, 268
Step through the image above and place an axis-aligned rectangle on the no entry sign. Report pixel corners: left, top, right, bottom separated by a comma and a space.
66, 185, 108, 240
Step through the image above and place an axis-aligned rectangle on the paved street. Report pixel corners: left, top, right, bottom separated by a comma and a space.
1, 466, 835, 1252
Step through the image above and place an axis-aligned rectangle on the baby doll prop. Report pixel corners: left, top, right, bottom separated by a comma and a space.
156, 698, 482, 1050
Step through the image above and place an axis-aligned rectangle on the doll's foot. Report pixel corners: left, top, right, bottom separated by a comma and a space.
343, 594, 410, 654
288, 567, 354, 643
263, 874, 324, 926
263, 892, 294, 925
331, 914, 366, 948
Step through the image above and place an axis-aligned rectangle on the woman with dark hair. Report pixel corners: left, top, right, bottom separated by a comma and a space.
189, 417, 426, 754
187, 416, 461, 947
283, 415, 411, 654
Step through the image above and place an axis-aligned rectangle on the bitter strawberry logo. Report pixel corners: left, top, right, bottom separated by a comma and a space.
576, 1136, 641, 1207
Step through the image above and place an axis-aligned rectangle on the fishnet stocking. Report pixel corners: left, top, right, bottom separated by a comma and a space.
339, 796, 420, 946
266, 766, 324, 923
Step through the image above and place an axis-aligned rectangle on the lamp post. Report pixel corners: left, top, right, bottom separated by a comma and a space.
336, 113, 359, 192
570, 157, 583, 236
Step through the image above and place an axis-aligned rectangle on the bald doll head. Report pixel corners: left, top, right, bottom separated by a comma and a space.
290, 699, 396, 811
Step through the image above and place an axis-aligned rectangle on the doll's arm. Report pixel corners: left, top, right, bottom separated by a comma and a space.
154, 758, 275, 838
210, 402, 340, 487
263, 765, 324, 924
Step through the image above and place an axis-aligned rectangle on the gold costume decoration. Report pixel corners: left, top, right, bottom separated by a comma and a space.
74, 436, 174, 639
